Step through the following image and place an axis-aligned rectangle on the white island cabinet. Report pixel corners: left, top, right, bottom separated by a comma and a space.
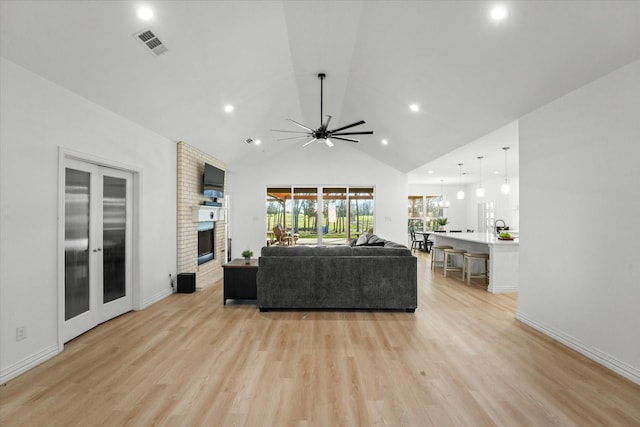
433, 232, 519, 293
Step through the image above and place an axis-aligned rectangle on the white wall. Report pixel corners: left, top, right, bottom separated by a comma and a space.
464, 175, 520, 233
517, 59, 640, 384
228, 143, 408, 256
0, 58, 177, 382
409, 177, 519, 233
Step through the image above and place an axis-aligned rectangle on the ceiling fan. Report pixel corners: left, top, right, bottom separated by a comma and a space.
273, 73, 373, 147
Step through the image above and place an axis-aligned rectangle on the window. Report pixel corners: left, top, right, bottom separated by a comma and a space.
267, 186, 374, 245
408, 195, 442, 231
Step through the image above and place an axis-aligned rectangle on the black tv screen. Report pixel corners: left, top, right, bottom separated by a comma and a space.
203, 163, 224, 199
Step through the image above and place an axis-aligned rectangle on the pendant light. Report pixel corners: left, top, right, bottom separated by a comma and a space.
476, 156, 485, 197
456, 163, 465, 200
438, 179, 450, 208
500, 146, 511, 195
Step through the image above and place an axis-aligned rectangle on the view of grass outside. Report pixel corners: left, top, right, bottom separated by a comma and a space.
267, 187, 374, 245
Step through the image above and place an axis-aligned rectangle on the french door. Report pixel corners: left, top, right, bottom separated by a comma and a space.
63, 159, 133, 342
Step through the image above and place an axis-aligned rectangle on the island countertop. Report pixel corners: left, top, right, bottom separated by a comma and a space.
433, 232, 519, 293
432, 232, 518, 246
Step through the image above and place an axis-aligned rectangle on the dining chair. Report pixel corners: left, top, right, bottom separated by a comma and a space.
408, 227, 424, 252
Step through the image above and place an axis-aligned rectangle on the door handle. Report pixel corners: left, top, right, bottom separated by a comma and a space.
93, 248, 102, 252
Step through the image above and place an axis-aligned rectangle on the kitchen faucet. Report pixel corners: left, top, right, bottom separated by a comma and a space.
495, 219, 506, 234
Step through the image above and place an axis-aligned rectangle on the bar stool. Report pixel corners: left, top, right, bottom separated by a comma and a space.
443, 248, 467, 279
463, 252, 489, 286
430, 245, 453, 271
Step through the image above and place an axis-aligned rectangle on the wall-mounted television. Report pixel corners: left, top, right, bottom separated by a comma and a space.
203, 163, 225, 200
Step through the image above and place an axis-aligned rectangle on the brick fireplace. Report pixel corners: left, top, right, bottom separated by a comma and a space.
176, 141, 226, 288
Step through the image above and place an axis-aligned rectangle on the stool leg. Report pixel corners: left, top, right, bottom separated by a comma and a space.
443, 252, 449, 277
485, 258, 489, 284
462, 256, 466, 283
466, 257, 472, 286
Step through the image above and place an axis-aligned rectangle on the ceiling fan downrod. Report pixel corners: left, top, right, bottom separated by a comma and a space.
318, 73, 325, 127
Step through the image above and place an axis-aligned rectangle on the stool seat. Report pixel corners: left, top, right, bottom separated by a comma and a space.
430, 245, 453, 271
443, 248, 467, 278
465, 252, 489, 258
463, 252, 489, 286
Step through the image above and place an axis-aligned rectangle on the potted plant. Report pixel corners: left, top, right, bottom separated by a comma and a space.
437, 217, 448, 231
241, 249, 253, 264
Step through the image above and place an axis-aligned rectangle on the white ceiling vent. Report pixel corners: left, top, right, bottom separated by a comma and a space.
134, 28, 168, 57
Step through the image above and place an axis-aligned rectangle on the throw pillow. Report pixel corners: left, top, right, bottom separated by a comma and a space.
355, 233, 370, 246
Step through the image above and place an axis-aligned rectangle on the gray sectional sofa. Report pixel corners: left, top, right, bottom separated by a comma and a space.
257, 235, 417, 312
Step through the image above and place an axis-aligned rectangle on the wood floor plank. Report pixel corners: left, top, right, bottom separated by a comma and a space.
1, 252, 639, 426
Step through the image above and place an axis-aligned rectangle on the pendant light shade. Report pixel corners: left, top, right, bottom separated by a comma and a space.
456, 163, 465, 200
438, 179, 450, 208
476, 156, 485, 197
501, 146, 511, 195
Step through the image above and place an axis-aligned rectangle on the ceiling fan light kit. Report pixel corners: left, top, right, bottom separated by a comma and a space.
273, 73, 373, 147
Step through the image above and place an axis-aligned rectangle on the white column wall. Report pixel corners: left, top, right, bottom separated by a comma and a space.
517, 59, 640, 384
0, 58, 177, 382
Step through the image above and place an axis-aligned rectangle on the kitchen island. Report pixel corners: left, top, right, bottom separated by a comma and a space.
433, 232, 518, 293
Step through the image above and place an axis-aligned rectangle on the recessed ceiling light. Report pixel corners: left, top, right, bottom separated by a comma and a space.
409, 104, 420, 112
427, 170, 434, 174
490, 5, 508, 21
137, 6, 154, 21
381, 139, 388, 145
255, 139, 261, 145
224, 104, 234, 113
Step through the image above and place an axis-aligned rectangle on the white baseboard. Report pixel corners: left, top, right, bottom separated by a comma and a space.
142, 287, 173, 309
515, 310, 640, 385
0, 344, 59, 384
489, 285, 518, 293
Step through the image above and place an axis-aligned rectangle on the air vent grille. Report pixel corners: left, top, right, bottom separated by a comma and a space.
134, 28, 168, 57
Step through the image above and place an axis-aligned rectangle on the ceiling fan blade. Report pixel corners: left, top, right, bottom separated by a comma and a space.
325, 139, 334, 148
271, 129, 310, 134
286, 118, 314, 132
328, 120, 365, 133
323, 115, 332, 129
331, 136, 359, 143
303, 138, 317, 147
331, 131, 374, 136
277, 135, 312, 141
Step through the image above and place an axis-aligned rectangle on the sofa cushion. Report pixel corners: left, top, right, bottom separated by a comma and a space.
362, 241, 385, 247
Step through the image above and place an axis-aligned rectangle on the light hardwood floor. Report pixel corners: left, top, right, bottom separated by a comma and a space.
2, 252, 639, 426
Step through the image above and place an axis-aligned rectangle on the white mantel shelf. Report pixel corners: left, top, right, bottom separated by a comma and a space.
192, 205, 225, 222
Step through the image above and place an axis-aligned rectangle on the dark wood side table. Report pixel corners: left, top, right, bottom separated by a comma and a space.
222, 258, 258, 305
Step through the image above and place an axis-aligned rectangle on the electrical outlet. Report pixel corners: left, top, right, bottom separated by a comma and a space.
16, 326, 26, 342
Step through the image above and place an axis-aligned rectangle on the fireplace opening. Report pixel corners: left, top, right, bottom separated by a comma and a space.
197, 222, 215, 265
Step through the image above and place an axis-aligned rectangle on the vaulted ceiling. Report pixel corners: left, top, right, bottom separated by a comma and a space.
2, 1, 639, 181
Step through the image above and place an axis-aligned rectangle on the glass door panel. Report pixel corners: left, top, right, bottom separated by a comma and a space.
322, 187, 347, 245
293, 187, 318, 245
349, 187, 374, 240
65, 168, 91, 320
102, 176, 127, 303
266, 187, 291, 244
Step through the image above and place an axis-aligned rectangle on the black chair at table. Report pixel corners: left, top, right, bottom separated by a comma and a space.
423, 234, 434, 253
408, 227, 424, 252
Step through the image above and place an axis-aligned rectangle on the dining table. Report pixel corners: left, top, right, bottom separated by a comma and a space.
417, 232, 433, 253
